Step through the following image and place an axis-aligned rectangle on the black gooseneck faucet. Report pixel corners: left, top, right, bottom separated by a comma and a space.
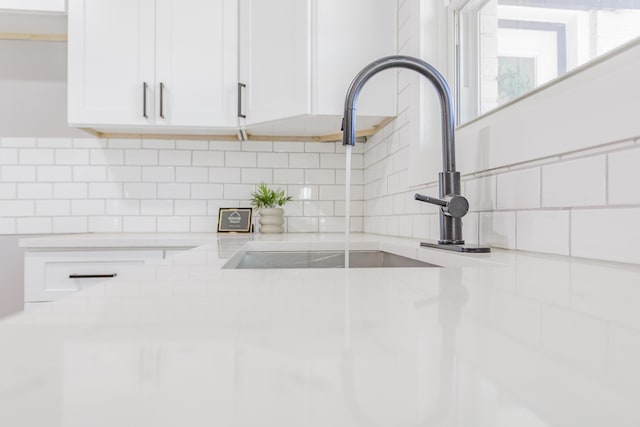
342, 55, 490, 253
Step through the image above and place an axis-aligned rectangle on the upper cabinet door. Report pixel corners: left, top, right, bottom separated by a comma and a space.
238, 0, 311, 126
68, 0, 155, 127
155, 0, 238, 128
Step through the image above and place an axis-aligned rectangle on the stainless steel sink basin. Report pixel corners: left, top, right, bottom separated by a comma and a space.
226, 250, 438, 269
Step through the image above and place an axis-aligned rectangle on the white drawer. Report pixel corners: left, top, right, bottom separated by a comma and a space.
24, 250, 163, 302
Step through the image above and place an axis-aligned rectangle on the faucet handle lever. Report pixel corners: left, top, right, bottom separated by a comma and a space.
414, 193, 469, 218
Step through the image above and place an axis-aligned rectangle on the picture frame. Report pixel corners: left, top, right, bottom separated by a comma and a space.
217, 208, 253, 233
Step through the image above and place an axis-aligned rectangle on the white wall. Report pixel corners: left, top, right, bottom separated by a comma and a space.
0, 236, 24, 318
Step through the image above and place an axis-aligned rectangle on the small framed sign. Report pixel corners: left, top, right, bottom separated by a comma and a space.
217, 208, 253, 233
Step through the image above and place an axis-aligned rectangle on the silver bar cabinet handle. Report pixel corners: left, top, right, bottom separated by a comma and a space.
159, 82, 165, 119
142, 82, 148, 118
69, 273, 118, 279
237, 82, 246, 118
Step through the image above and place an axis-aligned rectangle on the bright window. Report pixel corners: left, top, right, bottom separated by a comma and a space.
456, 0, 640, 124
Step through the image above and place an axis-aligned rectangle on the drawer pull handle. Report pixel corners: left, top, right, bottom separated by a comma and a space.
69, 274, 118, 279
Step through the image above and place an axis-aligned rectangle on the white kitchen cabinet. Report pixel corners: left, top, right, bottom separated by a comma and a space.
24, 249, 163, 302
0, 0, 65, 13
238, 0, 397, 137
67, 0, 238, 131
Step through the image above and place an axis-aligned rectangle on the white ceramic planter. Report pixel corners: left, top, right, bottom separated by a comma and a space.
258, 208, 284, 233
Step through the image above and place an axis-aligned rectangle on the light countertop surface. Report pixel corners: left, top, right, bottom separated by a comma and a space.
3, 232, 640, 426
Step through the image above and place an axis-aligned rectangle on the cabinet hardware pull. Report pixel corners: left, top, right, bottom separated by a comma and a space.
159, 82, 165, 119
69, 274, 118, 279
143, 82, 148, 118
237, 82, 246, 118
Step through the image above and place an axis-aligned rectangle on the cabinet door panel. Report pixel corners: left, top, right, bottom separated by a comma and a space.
68, 0, 155, 126
239, 0, 310, 126
155, 0, 238, 128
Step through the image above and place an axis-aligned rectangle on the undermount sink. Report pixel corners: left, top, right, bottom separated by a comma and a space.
224, 250, 439, 269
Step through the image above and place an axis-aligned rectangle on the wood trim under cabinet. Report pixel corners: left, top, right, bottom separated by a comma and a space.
0, 32, 67, 42
80, 116, 395, 143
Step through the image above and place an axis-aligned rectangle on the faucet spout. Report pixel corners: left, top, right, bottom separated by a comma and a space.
342, 55, 488, 251
342, 55, 456, 173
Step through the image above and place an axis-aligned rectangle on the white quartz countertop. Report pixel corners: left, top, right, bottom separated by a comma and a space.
3, 233, 640, 426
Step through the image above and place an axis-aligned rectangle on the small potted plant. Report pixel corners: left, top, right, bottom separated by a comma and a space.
250, 183, 292, 233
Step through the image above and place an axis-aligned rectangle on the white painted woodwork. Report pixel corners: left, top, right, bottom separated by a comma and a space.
24, 249, 163, 302
68, 0, 237, 130
68, 0, 155, 126
238, 0, 397, 135
155, 0, 237, 128
0, 0, 66, 13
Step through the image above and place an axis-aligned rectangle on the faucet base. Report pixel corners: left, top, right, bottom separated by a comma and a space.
420, 242, 491, 253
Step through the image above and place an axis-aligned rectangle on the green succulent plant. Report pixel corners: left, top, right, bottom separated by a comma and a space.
250, 183, 292, 209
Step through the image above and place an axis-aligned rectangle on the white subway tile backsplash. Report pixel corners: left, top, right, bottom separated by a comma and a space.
124, 183, 157, 199
241, 168, 273, 184
223, 184, 254, 199
157, 216, 190, 232
176, 167, 209, 183
108, 139, 141, 149
37, 166, 72, 182
2, 166, 36, 182
209, 167, 241, 183
158, 183, 191, 199
542, 156, 606, 207
225, 152, 257, 168
54, 183, 88, 199
88, 183, 121, 199
141, 200, 173, 216
305, 169, 335, 185
191, 184, 223, 200
159, 150, 191, 166
465, 176, 496, 212
143, 139, 175, 149
273, 141, 304, 153
17, 217, 51, 234
192, 151, 224, 167
305, 142, 335, 153
0, 183, 16, 199
0, 148, 18, 164
88, 216, 122, 232
241, 141, 273, 152
190, 216, 217, 232
174, 200, 207, 216
209, 140, 241, 151
106, 200, 140, 215
19, 149, 54, 164
0, 218, 15, 233
274, 169, 304, 184
55, 149, 89, 165
517, 210, 570, 255
71, 200, 105, 216
18, 183, 52, 199
53, 217, 88, 233
73, 166, 107, 182
73, 138, 106, 149
0, 201, 34, 217
257, 152, 288, 168
462, 213, 479, 244
123, 216, 157, 232
479, 212, 516, 249
497, 168, 541, 210
318, 217, 344, 232
336, 169, 363, 185
288, 185, 318, 201
572, 208, 640, 264
609, 146, 640, 205
90, 149, 124, 165
142, 166, 174, 182
319, 153, 344, 169
36, 200, 70, 216
125, 149, 158, 165
290, 153, 320, 169
287, 217, 318, 232
176, 140, 208, 150
335, 200, 363, 216
1, 137, 36, 147
303, 201, 334, 217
